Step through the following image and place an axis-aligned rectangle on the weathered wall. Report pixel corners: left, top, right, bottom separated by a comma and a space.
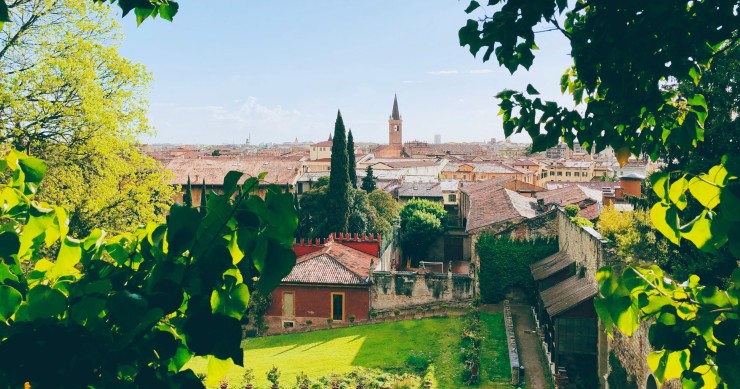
370, 271, 473, 311
556, 210, 678, 389
608, 323, 682, 389
557, 211, 611, 283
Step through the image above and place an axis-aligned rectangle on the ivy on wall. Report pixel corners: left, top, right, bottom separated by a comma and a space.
476, 235, 558, 303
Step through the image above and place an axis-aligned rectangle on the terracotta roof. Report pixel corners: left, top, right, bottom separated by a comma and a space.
545, 182, 621, 191
282, 255, 367, 285
540, 275, 598, 317
311, 141, 333, 147
398, 182, 443, 198
513, 159, 540, 166
465, 187, 537, 232
284, 242, 378, 285
530, 252, 574, 281
460, 176, 517, 196
535, 185, 601, 206
164, 157, 301, 186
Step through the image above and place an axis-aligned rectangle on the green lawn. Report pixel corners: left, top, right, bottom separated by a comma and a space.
189, 313, 512, 388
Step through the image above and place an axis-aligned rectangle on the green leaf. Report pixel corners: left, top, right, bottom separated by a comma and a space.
650, 172, 669, 200
681, 213, 716, 252
0, 285, 22, 321
650, 202, 680, 245
167, 204, 200, 257
687, 94, 707, 112
48, 237, 82, 279
688, 66, 701, 86
158, 3, 179, 21
464, 1, 480, 14
210, 283, 250, 320
206, 356, 234, 387
526, 84, 540, 95
255, 240, 296, 295
26, 285, 66, 319
688, 176, 721, 209
669, 177, 689, 210
0, 1, 8, 26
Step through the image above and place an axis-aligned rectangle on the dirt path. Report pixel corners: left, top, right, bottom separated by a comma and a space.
510, 304, 549, 389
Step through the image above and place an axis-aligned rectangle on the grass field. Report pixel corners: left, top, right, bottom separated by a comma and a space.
189, 313, 512, 388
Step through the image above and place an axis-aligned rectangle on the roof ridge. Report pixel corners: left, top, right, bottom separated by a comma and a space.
319, 253, 365, 281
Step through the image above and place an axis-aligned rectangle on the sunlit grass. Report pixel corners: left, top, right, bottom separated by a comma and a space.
187, 313, 513, 388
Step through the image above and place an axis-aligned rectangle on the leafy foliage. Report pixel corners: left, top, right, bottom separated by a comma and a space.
476, 235, 558, 303
368, 189, 401, 233
361, 165, 377, 192
0, 151, 297, 387
461, 1, 739, 386
399, 199, 447, 265
1, 0, 175, 237
298, 186, 394, 238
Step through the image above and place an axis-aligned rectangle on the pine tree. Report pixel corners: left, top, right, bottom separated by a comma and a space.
347, 129, 357, 189
183, 175, 193, 207
361, 165, 377, 192
199, 179, 208, 215
327, 110, 350, 233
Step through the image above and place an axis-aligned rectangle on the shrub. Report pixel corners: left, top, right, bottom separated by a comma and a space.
295, 371, 311, 389
305, 319, 313, 326
349, 314, 356, 323
267, 366, 281, 385
370, 311, 378, 319
241, 368, 255, 387
393, 309, 401, 316
564, 204, 580, 218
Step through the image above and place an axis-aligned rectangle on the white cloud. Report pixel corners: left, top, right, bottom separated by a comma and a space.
469, 69, 494, 74
426, 70, 459, 75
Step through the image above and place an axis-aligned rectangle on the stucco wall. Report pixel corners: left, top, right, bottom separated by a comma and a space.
370, 271, 473, 311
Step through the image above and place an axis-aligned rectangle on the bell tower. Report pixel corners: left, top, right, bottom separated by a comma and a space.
388, 94, 402, 146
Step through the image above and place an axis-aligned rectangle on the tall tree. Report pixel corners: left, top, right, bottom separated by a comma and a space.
199, 179, 208, 215
1, 0, 174, 236
347, 129, 357, 189
183, 176, 193, 207
327, 110, 350, 233
361, 165, 377, 192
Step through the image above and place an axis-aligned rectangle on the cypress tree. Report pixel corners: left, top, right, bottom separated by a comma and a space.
347, 129, 357, 189
361, 165, 377, 192
327, 110, 350, 233
199, 179, 208, 215
183, 175, 193, 207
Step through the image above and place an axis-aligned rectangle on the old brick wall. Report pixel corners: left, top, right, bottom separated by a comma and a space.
369, 271, 473, 311
557, 211, 610, 283
609, 323, 682, 389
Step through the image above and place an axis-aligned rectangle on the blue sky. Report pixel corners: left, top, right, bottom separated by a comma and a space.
119, 1, 573, 145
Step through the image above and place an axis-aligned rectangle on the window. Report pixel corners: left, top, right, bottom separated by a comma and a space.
574, 172, 580, 177
297, 183, 303, 194
449, 194, 457, 202
282, 292, 295, 317
566, 172, 571, 177
331, 293, 344, 321
557, 171, 563, 176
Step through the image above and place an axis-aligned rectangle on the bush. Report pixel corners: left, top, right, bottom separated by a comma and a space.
244, 328, 259, 338
393, 309, 401, 316
564, 204, 580, 218
267, 366, 281, 385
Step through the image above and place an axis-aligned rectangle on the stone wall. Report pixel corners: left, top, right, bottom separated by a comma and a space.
608, 323, 682, 389
557, 210, 611, 283
370, 271, 474, 311
556, 210, 678, 389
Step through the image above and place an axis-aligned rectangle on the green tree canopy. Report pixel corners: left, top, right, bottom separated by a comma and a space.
361, 165, 377, 192
399, 199, 447, 265
399, 198, 447, 231
1, 0, 174, 236
368, 189, 401, 231
460, 0, 739, 386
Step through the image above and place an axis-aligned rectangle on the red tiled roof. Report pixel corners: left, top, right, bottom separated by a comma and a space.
283, 242, 378, 285
535, 185, 600, 206
465, 187, 537, 232
311, 141, 333, 147
164, 157, 302, 186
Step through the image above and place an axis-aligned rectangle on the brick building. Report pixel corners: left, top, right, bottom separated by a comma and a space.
264, 234, 382, 329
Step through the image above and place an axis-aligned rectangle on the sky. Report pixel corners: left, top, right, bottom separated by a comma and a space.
118, 1, 574, 145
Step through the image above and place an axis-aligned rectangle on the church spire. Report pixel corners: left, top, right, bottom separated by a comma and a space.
328, 132, 333, 141
391, 94, 400, 120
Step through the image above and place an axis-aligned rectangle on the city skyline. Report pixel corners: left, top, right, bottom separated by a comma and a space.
119, 2, 574, 146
